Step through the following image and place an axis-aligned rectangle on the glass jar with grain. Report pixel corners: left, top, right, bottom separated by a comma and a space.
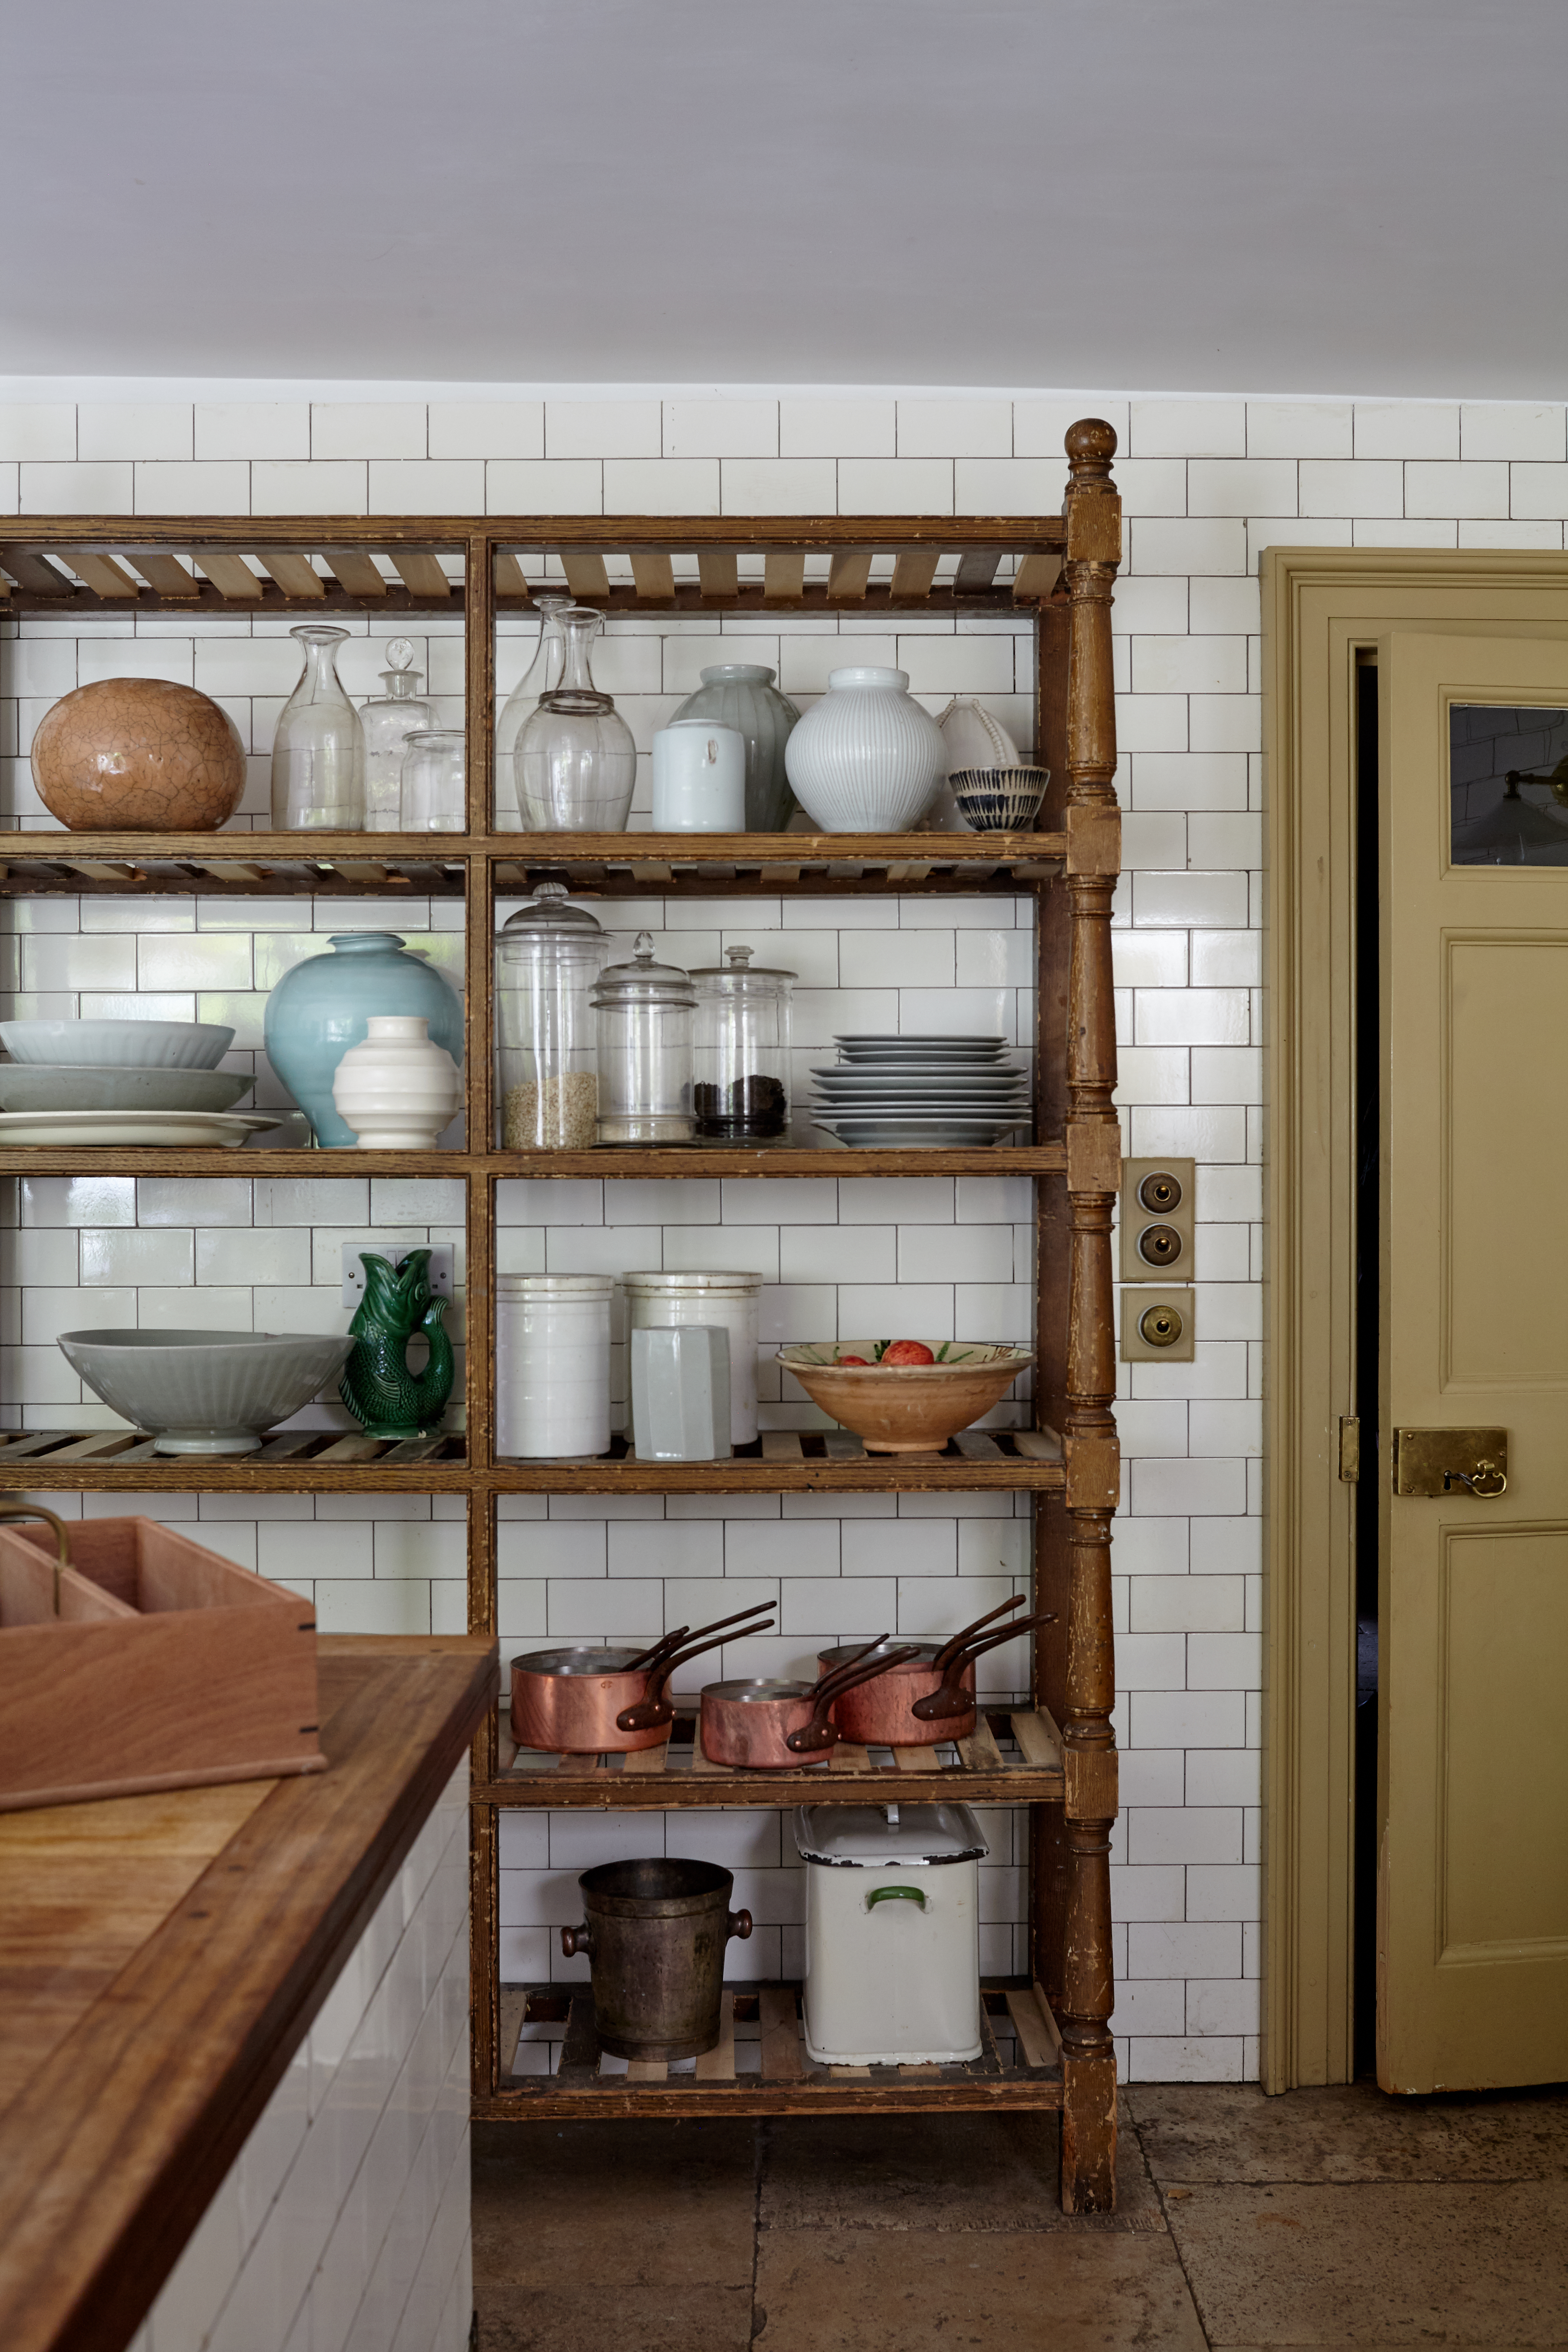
494, 883, 609, 1148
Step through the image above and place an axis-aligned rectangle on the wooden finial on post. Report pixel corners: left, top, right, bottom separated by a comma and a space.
1057, 418, 1122, 2213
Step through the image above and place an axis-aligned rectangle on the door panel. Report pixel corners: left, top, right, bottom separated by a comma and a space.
1381, 631, 1568, 2091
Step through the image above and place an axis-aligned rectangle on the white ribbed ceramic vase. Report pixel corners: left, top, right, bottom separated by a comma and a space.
330, 1015, 462, 1149
784, 666, 945, 833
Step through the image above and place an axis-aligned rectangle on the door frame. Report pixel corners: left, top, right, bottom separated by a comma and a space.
1260, 548, 1568, 2092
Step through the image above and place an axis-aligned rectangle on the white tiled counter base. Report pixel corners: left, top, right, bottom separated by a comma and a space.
124, 1758, 471, 2352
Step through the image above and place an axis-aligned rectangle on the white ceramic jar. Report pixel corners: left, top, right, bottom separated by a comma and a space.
651, 719, 747, 831
783, 666, 945, 833
621, 1269, 763, 1447
495, 1273, 613, 1458
330, 1015, 462, 1148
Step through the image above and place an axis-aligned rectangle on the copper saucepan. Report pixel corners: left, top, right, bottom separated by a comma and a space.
700, 1637, 922, 1770
510, 1602, 776, 1754
817, 1595, 1055, 1746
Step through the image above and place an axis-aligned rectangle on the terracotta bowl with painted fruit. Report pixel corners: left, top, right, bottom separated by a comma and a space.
775, 1340, 1034, 1454
31, 677, 248, 831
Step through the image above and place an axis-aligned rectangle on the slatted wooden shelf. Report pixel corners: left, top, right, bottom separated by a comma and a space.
492, 1426, 1063, 1493
0, 1143, 1057, 1180
0, 833, 1068, 896
0, 1427, 470, 1492
482, 1980, 1063, 2120
0, 519, 1065, 619
487, 1703, 1064, 1809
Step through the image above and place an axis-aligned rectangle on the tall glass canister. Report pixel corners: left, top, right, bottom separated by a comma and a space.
690, 944, 796, 1141
495, 595, 572, 830
359, 639, 433, 830
591, 933, 696, 1143
271, 624, 366, 830
516, 607, 637, 832
495, 883, 609, 1148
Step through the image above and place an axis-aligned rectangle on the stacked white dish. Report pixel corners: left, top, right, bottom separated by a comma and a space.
0, 1018, 280, 1147
810, 1034, 1032, 1147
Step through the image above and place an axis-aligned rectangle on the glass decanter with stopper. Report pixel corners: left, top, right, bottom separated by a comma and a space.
495, 595, 572, 829
359, 639, 433, 831
271, 624, 366, 830
515, 606, 637, 832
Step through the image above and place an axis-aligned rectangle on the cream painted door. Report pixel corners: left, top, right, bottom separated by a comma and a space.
1380, 629, 1568, 2092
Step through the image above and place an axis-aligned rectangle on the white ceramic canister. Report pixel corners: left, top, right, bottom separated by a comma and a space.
330, 1015, 462, 1149
630, 1324, 730, 1461
621, 1270, 763, 1447
651, 719, 747, 831
495, 1274, 613, 1459
783, 666, 945, 833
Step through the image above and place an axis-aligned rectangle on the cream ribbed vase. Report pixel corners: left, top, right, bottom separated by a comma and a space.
330, 1016, 462, 1149
783, 666, 945, 833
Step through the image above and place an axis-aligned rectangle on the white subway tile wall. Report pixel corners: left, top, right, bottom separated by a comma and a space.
5, 384, 1562, 2084
126, 1756, 470, 2352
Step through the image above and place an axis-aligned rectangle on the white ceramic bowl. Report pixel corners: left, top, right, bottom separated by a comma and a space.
56, 1328, 355, 1455
0, 1017, 236, 1070
0, 1064, 253, 1114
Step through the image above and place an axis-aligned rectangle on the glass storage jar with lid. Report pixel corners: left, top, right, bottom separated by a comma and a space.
690, 944, 796, 1141
591, 932, 696, 1144
495, 883, 609, 1148
359, 639, 433, 830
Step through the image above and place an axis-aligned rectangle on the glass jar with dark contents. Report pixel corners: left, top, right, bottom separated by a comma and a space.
690, 944, 796, 1142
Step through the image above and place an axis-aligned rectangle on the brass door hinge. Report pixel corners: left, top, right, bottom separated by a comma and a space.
1339, 1417, 1360, 1482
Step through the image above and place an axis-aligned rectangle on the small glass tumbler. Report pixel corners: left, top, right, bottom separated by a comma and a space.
399, 729, 466, 831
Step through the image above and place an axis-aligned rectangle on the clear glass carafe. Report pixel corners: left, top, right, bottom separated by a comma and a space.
495, 595, 572, 830
271, 624, 366, 830
691, 944, 796, 1141
399, 728, 466, 831
359, 639, 433, 831
591, 931, 696, 1144
516, 606, 637, 833
495, 882, 609, 1147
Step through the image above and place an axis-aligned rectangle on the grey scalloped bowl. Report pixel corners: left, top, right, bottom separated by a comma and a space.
57, 1328, 355, 1456
776, 1341, 1033, 1453
0, 1063, 253, 1114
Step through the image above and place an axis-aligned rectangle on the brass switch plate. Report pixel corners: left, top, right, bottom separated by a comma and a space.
1392, 1427, 1509, 1498
1121, 1286, 1195, 1363
1121, 1158, 1196, 1284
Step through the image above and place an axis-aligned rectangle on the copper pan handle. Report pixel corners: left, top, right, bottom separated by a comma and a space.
622, 1625, 691, 1676
615, 1610, 776, 1731
911, 1610, 1055, 1721
787, 1643, 921, 1754
931, 1592, 1026, 1672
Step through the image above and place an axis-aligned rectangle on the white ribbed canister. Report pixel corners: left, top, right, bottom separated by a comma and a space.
621, 1270, 764, 1447
495, 1274, 612, 1458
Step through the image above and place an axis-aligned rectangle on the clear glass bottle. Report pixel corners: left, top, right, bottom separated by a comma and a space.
359, 639, 433, 831
399, 728, 466, 831
516, 606, 637, 833
495, 595, 572, 830
691, 944, 796, 1142
271, 624, 366, 830
591, 931, 696, 1144
495, 882, 609, 1148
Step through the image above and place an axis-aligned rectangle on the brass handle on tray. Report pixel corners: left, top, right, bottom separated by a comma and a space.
0, 1502, 72, 1615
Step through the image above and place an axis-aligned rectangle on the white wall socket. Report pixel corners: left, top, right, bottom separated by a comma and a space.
340, 1243, 454, 1309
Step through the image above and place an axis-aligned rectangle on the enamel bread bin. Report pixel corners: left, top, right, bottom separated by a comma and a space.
795, 1801, 988, 2065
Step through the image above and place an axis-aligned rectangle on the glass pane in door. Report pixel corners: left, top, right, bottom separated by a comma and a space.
1451, 703, 1568, 864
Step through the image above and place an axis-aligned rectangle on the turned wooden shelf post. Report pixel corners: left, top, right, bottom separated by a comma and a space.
1057, 418, 1123, 2211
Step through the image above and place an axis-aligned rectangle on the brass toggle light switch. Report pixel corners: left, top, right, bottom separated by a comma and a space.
1121, 1285, 1195, 1363
1121, 1158, 1196, 1284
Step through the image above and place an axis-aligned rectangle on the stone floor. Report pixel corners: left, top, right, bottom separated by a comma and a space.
472, 2081, 1568, 2350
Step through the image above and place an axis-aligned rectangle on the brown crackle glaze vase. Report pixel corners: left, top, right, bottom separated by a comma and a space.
31, 677, 247, 831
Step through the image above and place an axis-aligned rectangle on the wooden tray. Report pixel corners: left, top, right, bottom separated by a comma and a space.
0, 1516, 325, 1812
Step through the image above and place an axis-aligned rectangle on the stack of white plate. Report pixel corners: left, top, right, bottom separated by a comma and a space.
0, 1017, 281, 1147
810, 1034, 1032, 1146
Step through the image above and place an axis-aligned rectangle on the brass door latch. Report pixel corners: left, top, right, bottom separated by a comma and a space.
1392, 1428, 1509, 1498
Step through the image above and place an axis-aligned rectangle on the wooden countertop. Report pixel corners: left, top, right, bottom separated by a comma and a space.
0, 1633, 496, 2352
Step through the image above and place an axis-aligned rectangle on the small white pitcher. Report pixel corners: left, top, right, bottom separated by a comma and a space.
651, 719, 746, 830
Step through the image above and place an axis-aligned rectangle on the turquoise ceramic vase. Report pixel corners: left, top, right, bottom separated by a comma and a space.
263, 932, 464, 1148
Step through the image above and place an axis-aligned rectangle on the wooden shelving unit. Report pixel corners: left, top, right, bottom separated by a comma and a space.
0, 420, 1122, 2210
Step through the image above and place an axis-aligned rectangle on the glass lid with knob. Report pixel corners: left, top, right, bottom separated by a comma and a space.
591, 931, 697, 1145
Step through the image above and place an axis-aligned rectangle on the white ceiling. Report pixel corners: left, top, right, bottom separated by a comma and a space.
8, 0, 1568, 398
